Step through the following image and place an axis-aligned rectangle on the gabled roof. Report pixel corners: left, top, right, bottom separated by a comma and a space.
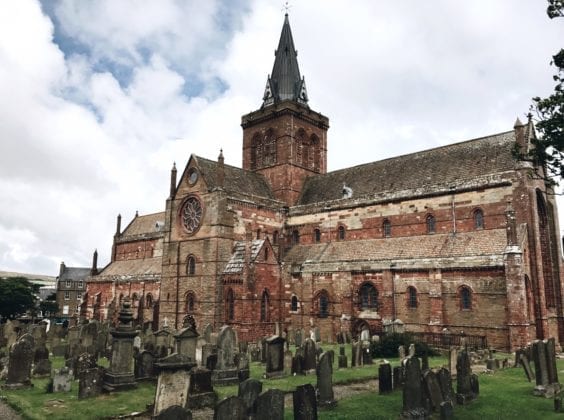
223, 240, 265, 274
96, 257, 161, 277
297, 130, 517, 206
194, 156, 276, 200
262, 14, 308, 107
121, 212, 165, 238
59, 267, 90, 281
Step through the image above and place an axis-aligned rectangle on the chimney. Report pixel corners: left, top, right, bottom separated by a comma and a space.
505, 201, 518, 247
59, 261, 65, 277
91, 249, 98, 276
217, 149, 225, 188
116, 214, 122, 236
170, 162, 177, 198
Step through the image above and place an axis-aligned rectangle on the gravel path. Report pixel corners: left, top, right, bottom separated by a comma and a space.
0, 398, 22, 420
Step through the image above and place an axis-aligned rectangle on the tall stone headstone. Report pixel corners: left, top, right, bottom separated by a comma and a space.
316, 351, 337, 407
379, 362, 393, 395
546, 338, 559, 385
187, 367, 217, 409
134, 350, 156, 381
448, 347, 458, 377
302, 338, 317, 372
408, 343, 416, 357
78, 367, 104, 399
423, 369, 444, 412
293, 383, 318, 420
174, 326, 199, 361
255, 389, 285, 420
398, 345, 406, 360
338, 346, 348, 369
103, 297, 138, 391
4, 333, 34, 389
295, 328, 303, 347
456, 349, 477, 404
437, 367, 455, 405
265, 335, 286, 378
238, 378, 262, 417
213, 396, 247, 420
402, 356, 426, 419
53, 366, 73, 393
153, 354, 197, 416
212, 325, 238, 385
520, 353, 535, 382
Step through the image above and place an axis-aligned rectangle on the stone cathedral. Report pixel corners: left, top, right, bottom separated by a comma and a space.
83, 14, 564, 351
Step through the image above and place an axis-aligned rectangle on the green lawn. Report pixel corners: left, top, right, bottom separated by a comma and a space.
0, 346, 560, 419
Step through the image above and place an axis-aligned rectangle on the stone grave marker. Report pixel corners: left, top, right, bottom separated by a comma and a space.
153, 354, 196, 416
440, 400, 454, 420
316, 351, 337, 407
456, 349, 477, 404
393, 365, 404, 390
520, 353, 535, 382
295, 328, 303, 347
213, 396, 246, 420
533, 340, 550, 396
154, 405, 192, 420
408, 343, 415, 357
293, 383, 317, 420
313, 327, 321, 342
250, 345, 260, 363
379, 362, 393, 394
255, 388, 285, 420
134, 350, 156, 381
4, 333, 34, 389
398, 345, 406, 360
302, 338, 317, 372
78, 367, 104, 399
265, 335, 286, 378
338, 346, 347, 369
53, 366, 72, 392
187, 367, 217, 409
423, 369, 444, 412
448, 347, 458, 377
238, 351, 250, 381
546, 338, 559, 385
437, 367, 454, 405
402, 356, 426, 418
238, 378, 262, 417
202, 324, 213, 343
212, 325, 238, 385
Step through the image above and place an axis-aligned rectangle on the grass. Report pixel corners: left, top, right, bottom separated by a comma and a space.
0, 347, 560, 419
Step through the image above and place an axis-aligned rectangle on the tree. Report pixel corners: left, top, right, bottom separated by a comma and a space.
0, 277, 39, 319
40, 292, 59, 317
526, 1, 564, 186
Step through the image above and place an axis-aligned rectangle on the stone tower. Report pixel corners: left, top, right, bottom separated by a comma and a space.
241, 13, 330, 205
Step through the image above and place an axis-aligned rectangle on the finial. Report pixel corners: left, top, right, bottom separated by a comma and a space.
282, 1, 291, 14
514, 117, 524, 128
218, 148, 224, 160
172, 162, 176, 170
527, 112, 533, 123
135, 210, 139, 217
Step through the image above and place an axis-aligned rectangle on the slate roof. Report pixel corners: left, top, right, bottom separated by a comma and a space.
96, 257, 162, 277
195, 156, 276, 200
58, 267, 90, 281
297, 130, 517, 206
223, 240, 265, 274
283, 229, 507, 267
121, 212, 166, 238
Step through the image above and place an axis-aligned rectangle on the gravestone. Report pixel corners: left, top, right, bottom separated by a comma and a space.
439, 400, 454, 420
302, 338, 317, 372
423, 369, 444, 412
293, 383, 318, 420
448, 347, 457, 377
470, 373, 479, 397
202, 324, 213, 343
33, 358, 52, 377
134, 350, 156, 381
80, 321, 99, 356
520, 353, 535, 382
398, 345, 406, 360
313, 327, 321, 342
250, 346, 260, 363
53, 366, 72, 392
154, 405, 192, 420
261, 338, 267, 363
238, 378, 262, 416
187, 367, 217, 409
546, 338, 559, 385
379, 362, 393, 394
360, 328, 370, 342
238, 352, 250, 381
456, 349, 477, 404
153, 354, 197, 416
408, 343, 415, 357
284, 349, 293, 376
78, 367, 104, 399
338, 346, 347, 369
532, 340, 550, 396
213, 396, 247, 420
4, 333, 34, 389
77, 352, 97, 374
201, 344, 217, 368
422, 351, 429, 371
437, 367, 455, 405
295, 329, 303, 347
292, 353, 305, 375
316, 351, 337, 407
402, 356, 426, 418
393, 365, 404, 390
174, 322, 199, 361
265, 335, 286, 378
212, 325, 238, 385
255, 389, 285, 420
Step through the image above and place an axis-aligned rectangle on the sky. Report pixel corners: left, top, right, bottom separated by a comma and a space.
1, 0, 563, 276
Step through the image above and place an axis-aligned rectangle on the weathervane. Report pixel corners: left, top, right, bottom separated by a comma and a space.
282, 1, 292, 14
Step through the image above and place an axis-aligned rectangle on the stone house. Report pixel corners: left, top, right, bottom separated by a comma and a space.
83, 14, 564, 350
56, 262, 90, 320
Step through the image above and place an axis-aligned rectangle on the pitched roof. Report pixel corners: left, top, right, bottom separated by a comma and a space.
283, 229, 507, 269
96, 257, 161, 278
297, 130, 517, 206
223, 240, 265, 274
195, 156, 276, 200
121, 212, 165, 238
59, 267, 90, 281
262, 14, 308, 107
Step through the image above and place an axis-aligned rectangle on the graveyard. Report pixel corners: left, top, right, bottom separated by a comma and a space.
1, 308, 564, 419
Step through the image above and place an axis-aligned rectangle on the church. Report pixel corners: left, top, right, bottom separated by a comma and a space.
83, 14, 564, 351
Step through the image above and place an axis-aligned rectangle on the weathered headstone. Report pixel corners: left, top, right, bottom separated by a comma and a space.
212, 326, 238, 385
213, 396, 246, 420
53, 366, 73, 393
153, 354, 197, 416
437, 367, 455, 405
393, 365, 404, 390
316, 351, 337, 407
293, 383, 317, 420
448, 347, 457, 377
154, 405, 192, 420
408, 343, 416, 357
398, 345, 406, 360
238, 378, 262, 416
313, 327, 321, 342
202, 324, 213, 343
456, 349, 477, 404
238, 351, 250, 381
265, 335, 286, 378
250, 345, 260, 363
520, 353, 535, 382
402, 356, 426, 418
546, 338, 559, 385
134, 350, 156, 381
379, 362, 393, 394
174, 324, 199, 361
78, 367, 104, 399
255, 389, 285, 420
295, 329, 303, 347
338, 346, 347, 369
532, 340, 550, 396
187, 367, 217, 409
292, 354, 305, 375
302, 338, 317, 372
423, 369, 444, 412
439, 400, 454, 420
4, 333, 34, 389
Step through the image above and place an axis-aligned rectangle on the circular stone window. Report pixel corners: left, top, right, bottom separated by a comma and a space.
188, 168, 198, 185
181, 196, 203, 234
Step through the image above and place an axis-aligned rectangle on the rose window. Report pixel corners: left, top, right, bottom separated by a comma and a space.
181, 197, 203, 234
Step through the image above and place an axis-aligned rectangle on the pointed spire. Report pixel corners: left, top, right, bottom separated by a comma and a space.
217, 149, 225, 188
513, 117, 524, 128
262, 13, 308, 107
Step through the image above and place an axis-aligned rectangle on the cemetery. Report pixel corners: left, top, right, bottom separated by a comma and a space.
0, 305, 564, 419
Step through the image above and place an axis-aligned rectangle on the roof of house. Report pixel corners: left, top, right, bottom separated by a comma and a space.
297, 130, 517, 206
121, 212, 166, 238
58, 267, 91, 281
223, 240, 265, 274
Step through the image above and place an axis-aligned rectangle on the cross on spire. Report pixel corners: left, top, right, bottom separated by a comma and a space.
282, 1, 292, 14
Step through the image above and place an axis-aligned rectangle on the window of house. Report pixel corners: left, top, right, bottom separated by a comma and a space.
260, 290, 270, 322
407, 286, 417, 308
338, 225, 345, 241
460, 286, 472, 310
291, 295, 299, 311
318, 291, 329, 318
64, 291, 70, 300
383, 219, 391, 238
66, 280, 71, 288
187, 255, 196, 276
359, 283, 378, 310
426, 215, 436, 234
226, 289, 235, 321
292, 229, 300, 245
78, 280, 83, 289
314, 229, 321, 243
474, 209, 484, 230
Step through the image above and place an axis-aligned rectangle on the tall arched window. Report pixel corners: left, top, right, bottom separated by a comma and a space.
291, 295, 299, 312
311, 134, 320, 171
303, 139, 310, 168
474, 209, 484, 230
292, 229, 300, 245
407, 286, 418, 308
250, 134, 261, 170
318, 291, 329, 318
187, 255, 196, 276
383, 219, 391, 238
296, 129, 306, 165
338, 225, 346, 241
426, 215, 436, 234
146, 293, 153, 308
185, 292, 195, 313
263, 129, 277, 165
359, 283, 378, 310
260, 290, 270, 322
132, 293, 139, 307
314, 228, 321, 243
226, 289, 235, 321
460, 286, 472, 310
273, 230, 279, 245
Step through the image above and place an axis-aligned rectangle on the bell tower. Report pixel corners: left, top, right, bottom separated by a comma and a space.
241, 13, 329, 206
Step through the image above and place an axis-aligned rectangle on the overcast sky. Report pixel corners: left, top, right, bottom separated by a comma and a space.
1, 0, 563, 276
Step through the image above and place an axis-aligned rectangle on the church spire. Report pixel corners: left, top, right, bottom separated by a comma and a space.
262, 13, 308, 108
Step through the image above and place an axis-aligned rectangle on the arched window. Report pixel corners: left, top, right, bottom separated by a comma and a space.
250, 134, 261, 170
226, 289, 235, 321
474, 209, 484, 230
185, 292, 195, 313
119, 293, 124, 305
146, 293, 153, 308
426, 215, 436, 234
314, 228, 321, 243
296, 129, 306, 165
383, 219, 391, 238
407, 286, 418, 308
292, 229, 300, 245
132, 293, 138, 307
338, 225, 346, 241
291, 295, 299, 312
260, 290, 270, 322
311, 134, 320, 171
263, 129, 277, 166
273, 230, 279, 245
187, 255, 196, 276
303, 138, 310, 168
317, 291, 329, 318
460, 286, 472, 310
359, 283, 378, 310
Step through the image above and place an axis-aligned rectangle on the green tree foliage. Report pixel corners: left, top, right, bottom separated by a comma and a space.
527, 1, 564, 185
0, 277, 39, 319
39, 292, 58, 317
